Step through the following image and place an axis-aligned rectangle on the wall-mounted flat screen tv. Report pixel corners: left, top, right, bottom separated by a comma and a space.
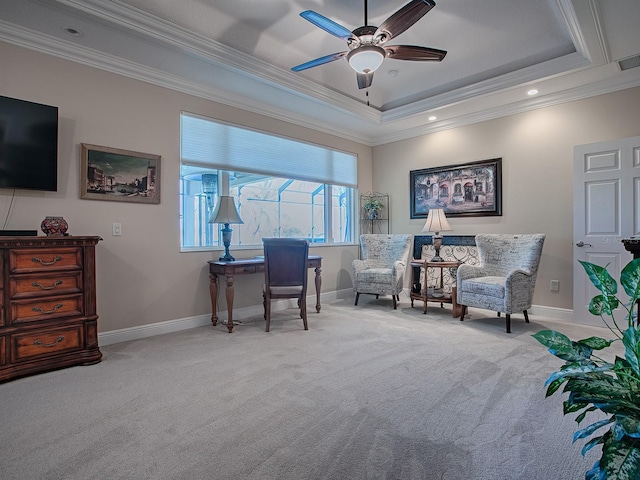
0, 95, 58, 192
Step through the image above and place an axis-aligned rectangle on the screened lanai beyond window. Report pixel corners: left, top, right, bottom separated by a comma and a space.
179, 113, 358, 250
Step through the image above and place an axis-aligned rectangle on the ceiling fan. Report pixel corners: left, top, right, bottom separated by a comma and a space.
291, 0, 447, 90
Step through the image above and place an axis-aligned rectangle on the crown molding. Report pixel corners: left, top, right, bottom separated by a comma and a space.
588, 0, 611, 64
373, 66, 640, 145
2, 0, 639, 148
381, 52, 591, 123
556, 0, 591, 60
55, 0, 380, 123
0, 20, 374, 144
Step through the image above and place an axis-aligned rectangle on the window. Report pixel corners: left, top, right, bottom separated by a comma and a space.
180, 113, 357, 250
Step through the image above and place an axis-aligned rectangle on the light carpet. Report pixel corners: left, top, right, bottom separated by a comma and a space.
1, 297, 608, 479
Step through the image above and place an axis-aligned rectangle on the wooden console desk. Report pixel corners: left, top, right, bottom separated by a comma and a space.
208, 256, 322, 333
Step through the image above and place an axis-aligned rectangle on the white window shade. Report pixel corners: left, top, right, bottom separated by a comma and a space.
181, 113, 357, 188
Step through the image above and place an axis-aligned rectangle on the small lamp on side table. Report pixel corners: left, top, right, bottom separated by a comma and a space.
209, 195, 244, 261
421, 208, 453, 262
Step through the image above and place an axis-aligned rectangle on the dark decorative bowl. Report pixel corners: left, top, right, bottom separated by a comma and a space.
41, 216, 69, 236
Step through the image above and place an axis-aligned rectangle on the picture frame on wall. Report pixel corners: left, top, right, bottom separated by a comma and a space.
80, 143, 161, 204
410, 158, 502, 218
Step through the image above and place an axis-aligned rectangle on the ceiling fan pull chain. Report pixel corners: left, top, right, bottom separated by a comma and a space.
364, 0, 368, 26
366, 90, 369, 106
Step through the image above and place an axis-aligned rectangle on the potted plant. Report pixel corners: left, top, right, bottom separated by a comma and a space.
363, 197, 383, 220
533, 258, 640, 479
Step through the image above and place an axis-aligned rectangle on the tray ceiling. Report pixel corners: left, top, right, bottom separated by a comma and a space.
1, 0, 639, 145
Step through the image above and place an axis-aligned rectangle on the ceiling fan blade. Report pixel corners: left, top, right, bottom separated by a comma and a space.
356, 72, 374, 89
291, 51, 348, 72
300, 10, 354, 40
384, 45, 446, 61
375, 0, 436, 43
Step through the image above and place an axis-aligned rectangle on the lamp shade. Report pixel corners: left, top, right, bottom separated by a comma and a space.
208, 195, 244, 225
421, 208, 452, 234
347, 46, 386, 74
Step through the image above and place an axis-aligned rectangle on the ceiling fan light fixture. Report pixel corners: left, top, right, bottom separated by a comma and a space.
294, 1, 445, 89
347, 45, 386, 74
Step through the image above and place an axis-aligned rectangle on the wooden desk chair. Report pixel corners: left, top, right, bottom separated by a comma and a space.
262, 238, 310, 332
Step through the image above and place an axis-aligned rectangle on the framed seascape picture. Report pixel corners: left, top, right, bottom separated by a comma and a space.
410, 158, 502, 218
81, 144, 161, 204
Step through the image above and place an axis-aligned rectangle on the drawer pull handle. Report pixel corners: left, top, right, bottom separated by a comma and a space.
34, 336, 65, 347
32, 280, 63, 290
32, 303, 64, 314
32, 256, 63, 266
243, 268, 253, 272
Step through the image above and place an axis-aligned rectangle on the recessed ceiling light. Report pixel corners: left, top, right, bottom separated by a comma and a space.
62, 26, 83, 37
428, 116, 437, 121
387, 69, 399, 78
527, 89, 538, 96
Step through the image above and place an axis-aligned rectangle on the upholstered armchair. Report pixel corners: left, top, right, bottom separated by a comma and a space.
456, 234, 545, 333
352, 234, 413, 309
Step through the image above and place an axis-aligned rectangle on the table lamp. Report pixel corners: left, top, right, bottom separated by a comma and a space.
421, 208, 452, 262
209, 195, 244, 261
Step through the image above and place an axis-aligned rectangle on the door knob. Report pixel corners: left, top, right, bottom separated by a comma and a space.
576, 241, 592, 247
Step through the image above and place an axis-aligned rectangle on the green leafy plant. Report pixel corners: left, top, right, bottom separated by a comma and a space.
363, 197, 383, 212
533, 258, 640, 479
363, 197, 384, 220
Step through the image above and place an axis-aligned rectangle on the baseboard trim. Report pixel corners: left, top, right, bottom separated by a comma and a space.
529, 304, 574, 322
99, 288, 355, 345
98, 290, 573, 346
400, 288, 575, 322
99, 314, 212, 346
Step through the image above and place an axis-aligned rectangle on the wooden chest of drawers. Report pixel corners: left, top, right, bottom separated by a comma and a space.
0, 236, 102, 382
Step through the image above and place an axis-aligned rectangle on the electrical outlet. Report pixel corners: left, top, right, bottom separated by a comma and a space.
112, 223, 122, 236
550, 280, 559, 292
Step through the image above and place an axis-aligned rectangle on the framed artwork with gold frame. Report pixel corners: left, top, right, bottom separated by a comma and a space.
80, 143, 161, 204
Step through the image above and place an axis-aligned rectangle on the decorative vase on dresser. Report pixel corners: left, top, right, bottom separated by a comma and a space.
0, 235, 102, 382
40, 216, 69, 236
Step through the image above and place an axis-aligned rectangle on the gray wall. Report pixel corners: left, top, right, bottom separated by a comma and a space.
0, 42, 372, 333
373, 86, 640, 310
4, 39, 640, 333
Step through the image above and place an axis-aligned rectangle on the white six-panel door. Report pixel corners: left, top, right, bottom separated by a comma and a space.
573, 136, 640, 326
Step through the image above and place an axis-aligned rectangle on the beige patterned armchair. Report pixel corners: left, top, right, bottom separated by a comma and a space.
456, 234, 545, 333
353, 234, 413, 309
